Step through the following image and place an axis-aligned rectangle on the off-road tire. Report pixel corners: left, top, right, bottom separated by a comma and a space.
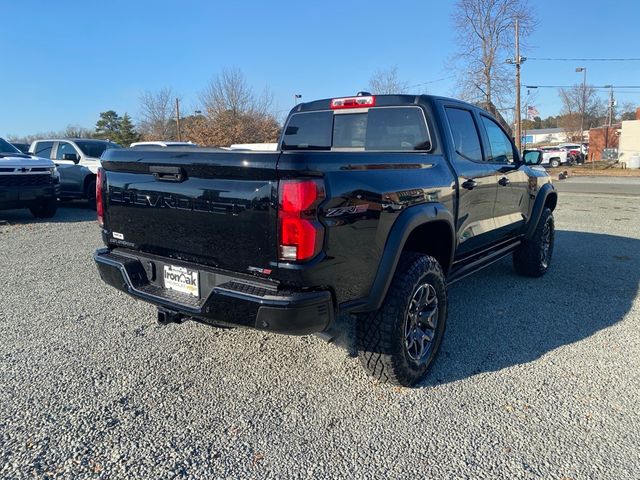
513, 207, 554, 277
29, 198, 57, 219
356, 253, 447, 386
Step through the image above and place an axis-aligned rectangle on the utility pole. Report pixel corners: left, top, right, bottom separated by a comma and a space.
575, 67, 586, 150
607, 85, 614, 126
515, 19, 521, 152
506, 20, 526, 152
604, 84, 614, 151
523, 88, 530, 150
175, 98, 182, 141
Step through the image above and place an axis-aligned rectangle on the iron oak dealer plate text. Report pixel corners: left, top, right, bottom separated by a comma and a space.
163, 265, 199, 298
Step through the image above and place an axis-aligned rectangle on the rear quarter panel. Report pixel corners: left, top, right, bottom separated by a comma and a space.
276, 150, 455, 305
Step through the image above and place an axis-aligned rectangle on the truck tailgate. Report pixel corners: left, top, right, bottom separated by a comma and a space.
100, 148, 279, 273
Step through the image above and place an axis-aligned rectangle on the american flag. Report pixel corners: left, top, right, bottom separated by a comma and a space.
527, 105, 540, 120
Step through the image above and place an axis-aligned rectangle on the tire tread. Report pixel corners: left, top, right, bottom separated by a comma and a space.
356, 253, 447, 386
513, 207, 554, 277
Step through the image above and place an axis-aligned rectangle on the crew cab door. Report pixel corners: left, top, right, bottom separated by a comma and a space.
52, 141, 84, 197
477, 114, 530, 239
442, 105, 499, 256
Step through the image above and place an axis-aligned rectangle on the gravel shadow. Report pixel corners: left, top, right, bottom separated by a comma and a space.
0, 203, 95, 225
420, 230, 640, 386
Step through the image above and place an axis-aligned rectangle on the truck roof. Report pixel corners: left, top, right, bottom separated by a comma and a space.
292, 94, 476, 113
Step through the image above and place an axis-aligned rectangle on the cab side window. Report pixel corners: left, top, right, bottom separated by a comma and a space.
34, 141, 54, 159
55, 142, 78, 160
480, 116, 515, 164
445, 107, 483, 162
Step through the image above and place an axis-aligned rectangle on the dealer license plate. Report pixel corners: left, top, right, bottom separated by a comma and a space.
163, 265, 199, 298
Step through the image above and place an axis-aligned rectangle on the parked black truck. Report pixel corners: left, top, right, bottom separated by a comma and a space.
94, 94, 557, 386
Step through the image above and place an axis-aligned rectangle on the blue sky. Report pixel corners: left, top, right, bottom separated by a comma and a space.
2, 0, 639, 137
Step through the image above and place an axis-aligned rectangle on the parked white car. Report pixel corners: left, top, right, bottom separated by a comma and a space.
229, 143, 278, 151
559, 143, 587, 155
540, 147, 568, 168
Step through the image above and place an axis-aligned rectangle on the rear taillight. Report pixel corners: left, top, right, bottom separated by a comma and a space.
330, 95, 376, 109
96, 168, 104, 227
278, 179, 325, 261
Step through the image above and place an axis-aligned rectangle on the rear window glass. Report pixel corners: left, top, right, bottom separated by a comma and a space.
282, 111, 333, 150
282, 107, 431, 151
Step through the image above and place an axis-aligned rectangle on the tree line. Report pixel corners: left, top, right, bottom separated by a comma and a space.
10, 68, 280, 148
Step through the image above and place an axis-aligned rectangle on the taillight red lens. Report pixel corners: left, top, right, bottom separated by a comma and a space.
278, 179, 325, 261
96, 168, 104, 227
281, 180, 319, 214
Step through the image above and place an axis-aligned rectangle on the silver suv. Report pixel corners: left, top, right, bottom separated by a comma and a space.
29, 139, 120, 207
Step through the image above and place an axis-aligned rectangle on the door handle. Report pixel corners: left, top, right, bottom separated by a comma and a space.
150, 165, 185, 182
498, 177, 510, 186
461, 179, 478, 190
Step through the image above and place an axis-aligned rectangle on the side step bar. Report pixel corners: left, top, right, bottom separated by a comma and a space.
447, 240, 521, 285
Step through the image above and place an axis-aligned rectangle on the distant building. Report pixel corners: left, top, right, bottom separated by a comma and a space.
522, 128, 567, 145
618, 108, 640, 165
521, 127, 590, 147
588, 124, 621, 161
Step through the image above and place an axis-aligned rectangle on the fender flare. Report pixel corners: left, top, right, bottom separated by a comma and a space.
346, 203, 455, 313
526, 182, 557, 239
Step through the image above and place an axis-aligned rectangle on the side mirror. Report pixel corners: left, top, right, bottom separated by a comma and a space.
522, 150, 543, 166
63, 153, 80, 164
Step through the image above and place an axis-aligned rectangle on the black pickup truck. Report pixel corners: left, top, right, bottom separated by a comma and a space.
94, 94, 557, 386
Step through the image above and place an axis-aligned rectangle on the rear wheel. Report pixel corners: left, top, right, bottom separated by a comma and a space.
550, 158, 560, 168
29, 198, 57, 219
513, 207, 554, 277
356, 253, 447, 386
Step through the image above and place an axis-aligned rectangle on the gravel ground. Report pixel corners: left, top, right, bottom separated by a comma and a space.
0, 195, 639, 479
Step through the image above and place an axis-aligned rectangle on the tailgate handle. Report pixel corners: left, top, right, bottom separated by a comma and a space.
150, 165, 185, 182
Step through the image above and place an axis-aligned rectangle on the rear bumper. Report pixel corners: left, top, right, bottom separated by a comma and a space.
0, 184, 59, 209
94, 248, 334, 335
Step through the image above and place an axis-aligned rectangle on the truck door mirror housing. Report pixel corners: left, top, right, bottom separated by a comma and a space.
62, 153, 80, 164
523, 150, 543, 166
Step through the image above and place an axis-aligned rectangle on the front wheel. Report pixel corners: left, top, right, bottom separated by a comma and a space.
29, 198, 58, 219
356, 253, 447, 386
550, 158, 560, 168
86, 179, 97, 210
513, 207, 555, 277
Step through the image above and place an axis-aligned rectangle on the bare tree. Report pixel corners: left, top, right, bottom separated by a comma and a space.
618, 101, 638, 122
558, 85, 604, 140
7, 125, 95, 144
138, 87, 178, 140
451, 0, 536, 111
184, 68, 280, 146
201, 67, 273, 116
63, 125, 94, 138
368, 66, 409, 94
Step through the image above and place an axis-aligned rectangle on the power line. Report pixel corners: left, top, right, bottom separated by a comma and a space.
528, 57, 640, 62
525, 84, 640, 89
406, 75, 457, 89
